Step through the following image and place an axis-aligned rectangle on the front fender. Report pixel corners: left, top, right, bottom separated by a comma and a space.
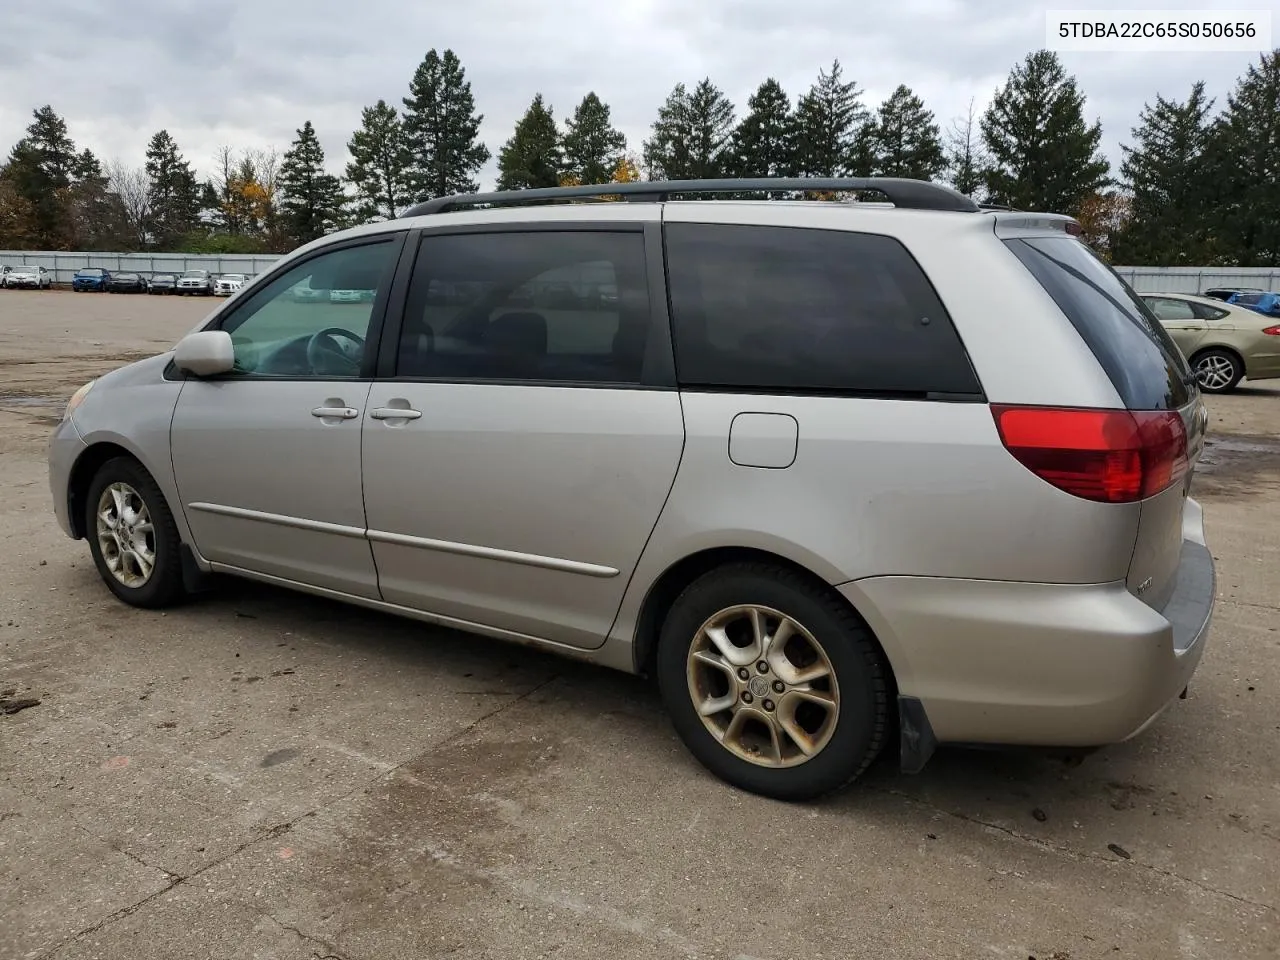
67, 354, 190, 545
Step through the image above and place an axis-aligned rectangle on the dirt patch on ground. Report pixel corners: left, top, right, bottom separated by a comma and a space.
1193, 432, 1280, 500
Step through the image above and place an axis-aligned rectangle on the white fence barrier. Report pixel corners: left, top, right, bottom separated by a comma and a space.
0, 251, 283, 286
1112, 266, 1280, 295
3, 250, 1279, 295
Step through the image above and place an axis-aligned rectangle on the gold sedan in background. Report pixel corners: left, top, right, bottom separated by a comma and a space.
1143, 293, 1280, 393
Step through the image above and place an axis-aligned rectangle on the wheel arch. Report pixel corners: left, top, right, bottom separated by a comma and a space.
630, 546, 900, 700
66, 441, 165, 539
1190, 342, 1245, 368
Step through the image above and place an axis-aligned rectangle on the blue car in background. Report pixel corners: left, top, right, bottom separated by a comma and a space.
72, 267, 111, 292
1228, 291, 1280, 318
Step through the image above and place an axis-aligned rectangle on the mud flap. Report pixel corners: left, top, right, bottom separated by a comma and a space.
898, 695, 938, 774
180, 543, 215, 594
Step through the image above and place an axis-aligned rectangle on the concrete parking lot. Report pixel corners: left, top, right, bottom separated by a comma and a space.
2, 289, 1277, 960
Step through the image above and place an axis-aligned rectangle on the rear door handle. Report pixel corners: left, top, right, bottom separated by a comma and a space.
312, 406, 359, 419
370, 407, 422, 421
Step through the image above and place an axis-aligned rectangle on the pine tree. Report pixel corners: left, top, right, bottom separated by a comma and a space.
402, 49, 491, 200
1209, 50, 1280, 266
495, 94, 562, 191
643, 78, 735, 180
1112, 82, 1216, 265
945, 98, 987, 197
732, 78, 795, 178
0, 167, 38, 248
865, 85, 945, 180
279, 121, 345, 246
980, 50, 1110, 215
792, 60, 868, 178
66, 148, 127, 250
561, 92, 626, 185
345, 100, 412, 221
145, 130, 201, 247
5, 106, 79, 247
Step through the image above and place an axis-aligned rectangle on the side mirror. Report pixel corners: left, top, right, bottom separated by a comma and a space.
174, 330, 235, 376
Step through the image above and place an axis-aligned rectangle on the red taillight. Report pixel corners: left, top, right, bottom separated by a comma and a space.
1263, 325, 1280, 337
991, 405, 1188, 503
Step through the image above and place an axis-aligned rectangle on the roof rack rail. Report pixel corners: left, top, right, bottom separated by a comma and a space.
399, 177, 981, 218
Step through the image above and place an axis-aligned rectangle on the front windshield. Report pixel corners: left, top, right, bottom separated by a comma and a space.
79, 268, 104, 276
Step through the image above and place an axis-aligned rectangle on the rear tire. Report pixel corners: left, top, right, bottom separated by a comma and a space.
84, 457, 186, 609
656, 562, 890, 801
1191, 348, 1244, 393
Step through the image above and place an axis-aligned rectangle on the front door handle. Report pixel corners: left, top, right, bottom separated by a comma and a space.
312, 406, 359, 420
370, 406, 422, 421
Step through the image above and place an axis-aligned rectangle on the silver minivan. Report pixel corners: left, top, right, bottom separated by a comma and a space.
48, 178, 1215, 800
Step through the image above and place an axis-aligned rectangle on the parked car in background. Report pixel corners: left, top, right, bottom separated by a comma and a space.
214, 273, 248, 297
177, 269, 214, 295
106, 271, 148, 294
1226, 291, 1280, 318
7, 265, 53, 289
148, 273, 178, 295
289, 278, 326, 302
1202, 286, 1263, 302
72, 267, 111, 292
47, 176, 1215, 801
0, 265, 12, 287
328, 286, 374, 303
1143, 292, 1280, 392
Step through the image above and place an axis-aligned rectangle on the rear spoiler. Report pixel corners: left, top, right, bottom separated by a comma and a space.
988, 210, 1084, 238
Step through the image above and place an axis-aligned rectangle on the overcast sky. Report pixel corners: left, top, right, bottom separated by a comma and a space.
1, 0, 1274, 191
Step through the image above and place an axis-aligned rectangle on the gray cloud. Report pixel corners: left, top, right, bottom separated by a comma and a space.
0, 0, 1271, 192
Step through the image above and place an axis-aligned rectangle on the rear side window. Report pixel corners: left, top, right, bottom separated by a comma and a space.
1006, 237, 1192, 411
1191, 302, 1229, 321
664, 223, 981, 397
398, 231, 653, 384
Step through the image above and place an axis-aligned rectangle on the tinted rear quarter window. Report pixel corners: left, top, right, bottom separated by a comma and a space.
1005, 237, 1192, 410
664, 223, 981, 397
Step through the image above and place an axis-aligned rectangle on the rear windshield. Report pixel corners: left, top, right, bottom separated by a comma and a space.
1005, 237, 1192, 410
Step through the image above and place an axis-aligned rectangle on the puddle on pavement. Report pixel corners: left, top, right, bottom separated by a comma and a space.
1193, 433, 1280, 498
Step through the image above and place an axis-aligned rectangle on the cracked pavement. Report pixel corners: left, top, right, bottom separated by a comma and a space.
2, 290, 1278, 959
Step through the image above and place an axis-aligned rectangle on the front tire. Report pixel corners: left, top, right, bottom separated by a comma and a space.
1191, 348, 1244, 393
84, 457, 186, 608
656, 562, 890, 801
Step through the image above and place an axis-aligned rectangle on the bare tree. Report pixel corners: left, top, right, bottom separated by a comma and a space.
207, 145, 283, 240
246, 146, 283, 242
105, 158, 151, 248
946, 97, 988, 199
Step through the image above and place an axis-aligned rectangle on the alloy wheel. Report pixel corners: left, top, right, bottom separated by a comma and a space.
1195, 353, 1237, 391
95, 482, 156, 588
686, 604, 839, 768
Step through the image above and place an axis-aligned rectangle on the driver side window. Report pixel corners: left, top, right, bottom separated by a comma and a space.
218, 239, 399, 378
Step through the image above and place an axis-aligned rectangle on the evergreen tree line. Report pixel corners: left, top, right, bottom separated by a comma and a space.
1, 48, 1276, 265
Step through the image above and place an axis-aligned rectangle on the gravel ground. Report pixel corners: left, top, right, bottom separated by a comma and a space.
2, 289, 1278, 960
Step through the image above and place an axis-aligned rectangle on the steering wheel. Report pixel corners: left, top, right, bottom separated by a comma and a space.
306, 327, 365, 376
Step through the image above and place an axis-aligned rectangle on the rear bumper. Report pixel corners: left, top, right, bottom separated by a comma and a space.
841, 498, 1214, 749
